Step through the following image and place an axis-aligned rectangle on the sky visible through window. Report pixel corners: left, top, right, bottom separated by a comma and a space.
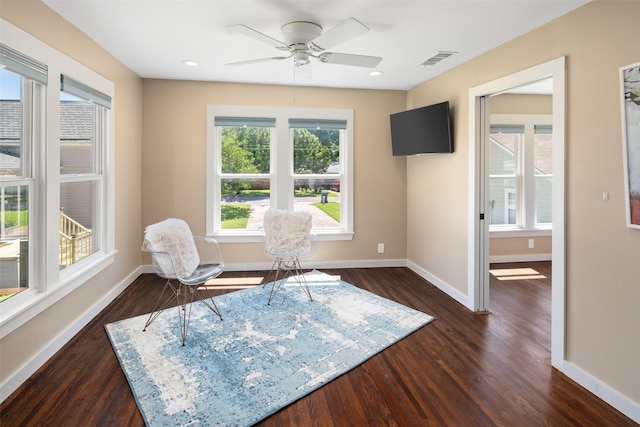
0, 70, 20, 99
1, 69, 80, 101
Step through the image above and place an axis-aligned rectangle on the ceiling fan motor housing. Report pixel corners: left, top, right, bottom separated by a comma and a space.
280, 22, 323, 66
281, 21, 322, 46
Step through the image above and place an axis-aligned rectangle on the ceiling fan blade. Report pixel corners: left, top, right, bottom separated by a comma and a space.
225, 56, 290, 66
310, 18, 369, 51
229, 24, 288, 50
295, 62, 312, 80
317, 52, 382, 68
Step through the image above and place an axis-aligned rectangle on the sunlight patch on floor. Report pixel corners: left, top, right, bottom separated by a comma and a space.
197, 272, 343, 290
199, 276, 265, 290
489, 267, 546, 281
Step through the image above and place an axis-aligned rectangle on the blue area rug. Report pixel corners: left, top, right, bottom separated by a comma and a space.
105, 271, 434, 426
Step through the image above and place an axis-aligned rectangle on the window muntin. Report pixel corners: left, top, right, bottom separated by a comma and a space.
207, 105, 353, 241
489, 115, 552, 231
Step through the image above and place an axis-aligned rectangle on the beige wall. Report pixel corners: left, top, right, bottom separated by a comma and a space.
490, 236, 552, 258
490, 93, 552, 115
0, 1, 143, 388
142, 80, 407, 264
407, 0, 640, 403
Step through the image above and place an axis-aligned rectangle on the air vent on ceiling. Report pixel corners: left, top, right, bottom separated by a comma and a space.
419, 51, 457, 67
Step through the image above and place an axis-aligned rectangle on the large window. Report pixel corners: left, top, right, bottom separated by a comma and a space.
59, 75, 111, 269
0, 55, 43, 302
207, 105, 353, 242
489, 115, 552, 231
0, 21, 115, 338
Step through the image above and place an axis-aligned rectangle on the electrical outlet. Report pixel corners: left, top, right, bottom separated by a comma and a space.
377, 243, 385, 254
528, 239, 534, 249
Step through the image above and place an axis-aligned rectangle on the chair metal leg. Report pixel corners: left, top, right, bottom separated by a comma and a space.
178, 285, 223, 346
176, 283, 189, 346
267, 256, 313, 304
291, 258, 313, 302
263, 258, 279, 288
143, 278, 178, 332
191, 286, 223, 321
143, 279, 223, 346
267, 258, 286, 304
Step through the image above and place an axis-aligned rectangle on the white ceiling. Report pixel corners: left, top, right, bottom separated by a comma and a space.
42, 0, 588, 91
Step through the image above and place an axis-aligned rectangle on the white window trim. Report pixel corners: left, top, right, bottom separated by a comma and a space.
489, 113, 552, 235
0, 19, 116, 339
206, 105, 354, 243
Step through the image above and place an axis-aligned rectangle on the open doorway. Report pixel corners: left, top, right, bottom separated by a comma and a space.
467, 57, 566, 369
487, 86, 554, 316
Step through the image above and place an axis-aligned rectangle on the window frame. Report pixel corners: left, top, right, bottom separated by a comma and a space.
0, 65, 42, 304
58, 79, 109, 271
206, 105, 354, 243
0, 19, 115, 339
489, 114, 552, 237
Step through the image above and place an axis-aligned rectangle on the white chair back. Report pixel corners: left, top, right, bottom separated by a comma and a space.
263, 209, 313, 259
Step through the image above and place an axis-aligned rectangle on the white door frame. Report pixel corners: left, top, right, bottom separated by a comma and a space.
467, 57, 566, 368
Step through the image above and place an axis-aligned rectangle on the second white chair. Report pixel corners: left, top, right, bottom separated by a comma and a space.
262, 209, 315, 304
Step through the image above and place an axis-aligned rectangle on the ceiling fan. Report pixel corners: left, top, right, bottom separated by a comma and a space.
225, 18, 382, 79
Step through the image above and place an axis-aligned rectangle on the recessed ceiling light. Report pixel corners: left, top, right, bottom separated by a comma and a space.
369, 70, 383, 77
183, 60, 198, 67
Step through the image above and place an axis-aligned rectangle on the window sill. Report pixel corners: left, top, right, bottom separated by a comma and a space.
490, 228, 552, 238
211, 230, 354, 243
0, 250, 117, 339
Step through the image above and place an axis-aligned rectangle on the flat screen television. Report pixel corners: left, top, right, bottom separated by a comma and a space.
390, 101, 453, 156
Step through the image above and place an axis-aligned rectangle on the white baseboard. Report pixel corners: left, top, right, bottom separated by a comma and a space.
406, 260, 469, 308
490, 253, 552, 263
562, 361, 640, 424
0, 266, 143, 403
142, 259, 408, 273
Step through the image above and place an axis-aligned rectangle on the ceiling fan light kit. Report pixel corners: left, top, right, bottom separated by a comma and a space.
227, 17, 383, 78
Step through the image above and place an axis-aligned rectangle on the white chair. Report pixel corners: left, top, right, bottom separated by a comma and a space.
262, 209, 315, 304
141, 218, 223, 346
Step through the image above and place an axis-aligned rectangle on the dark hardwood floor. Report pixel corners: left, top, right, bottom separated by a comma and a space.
1, 263, 637, 426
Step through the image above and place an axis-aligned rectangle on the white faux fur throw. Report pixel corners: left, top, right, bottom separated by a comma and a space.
144, 218, 200, 278
263, 209, 312, 258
